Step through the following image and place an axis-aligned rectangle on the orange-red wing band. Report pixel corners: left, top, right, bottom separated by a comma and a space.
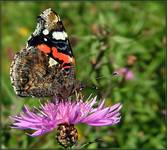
52, 47, 75, 65
37, 44, 51, 54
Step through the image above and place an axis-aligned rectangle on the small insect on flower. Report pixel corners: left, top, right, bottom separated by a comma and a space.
10, 96, 122, 148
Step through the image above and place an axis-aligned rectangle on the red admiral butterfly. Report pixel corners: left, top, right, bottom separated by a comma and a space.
10, 8, 83, 98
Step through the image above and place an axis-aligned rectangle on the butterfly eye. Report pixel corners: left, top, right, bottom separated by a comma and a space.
79, 83, 85, 91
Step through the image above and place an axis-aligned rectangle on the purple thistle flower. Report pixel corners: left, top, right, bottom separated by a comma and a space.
10, 96, 122, 147
10, 96, 122, 137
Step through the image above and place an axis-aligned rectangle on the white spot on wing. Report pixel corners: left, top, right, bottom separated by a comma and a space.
52, 31, 68, 40
43, 29, 49, 35
44, 38, 47, 41
49, 57, 58, 67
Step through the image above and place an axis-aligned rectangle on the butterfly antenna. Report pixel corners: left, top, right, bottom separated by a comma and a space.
82, 71, 120, 92
92, 71, 119, 82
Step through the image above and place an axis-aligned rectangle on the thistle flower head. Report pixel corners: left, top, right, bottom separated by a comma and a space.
10, 96, 122, 147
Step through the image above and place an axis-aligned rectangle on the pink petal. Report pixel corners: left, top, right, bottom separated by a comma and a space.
30, 129, 46, 137
81, 107, 110, 123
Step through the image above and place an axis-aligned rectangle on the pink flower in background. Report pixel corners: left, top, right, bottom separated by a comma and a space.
116, 68, 134, 80
10, 96, 122, 137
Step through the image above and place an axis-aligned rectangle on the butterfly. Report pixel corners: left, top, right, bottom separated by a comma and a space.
10, 8, 84, 98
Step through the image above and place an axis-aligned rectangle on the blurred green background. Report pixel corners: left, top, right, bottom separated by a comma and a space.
1, 1, 166, 149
